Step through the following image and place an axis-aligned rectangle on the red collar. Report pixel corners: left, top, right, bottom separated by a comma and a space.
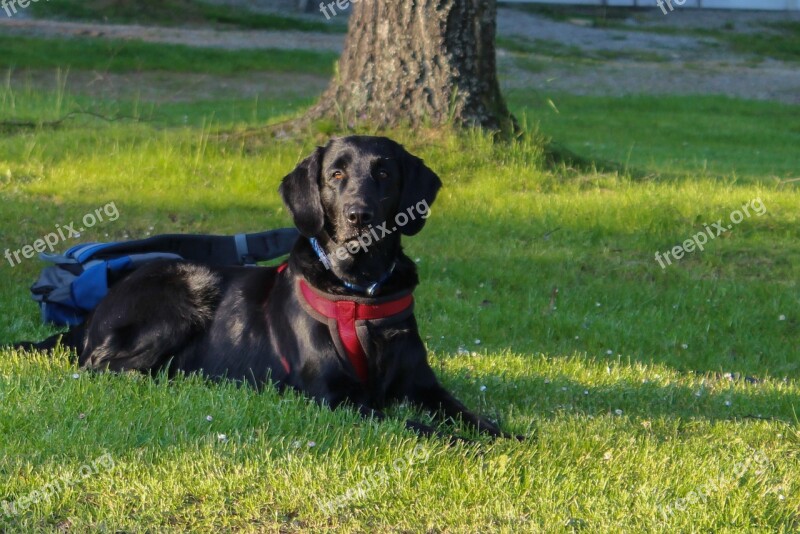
297, 278, 414, 384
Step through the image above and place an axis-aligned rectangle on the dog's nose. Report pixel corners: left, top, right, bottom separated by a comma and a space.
346, 207, 373, 226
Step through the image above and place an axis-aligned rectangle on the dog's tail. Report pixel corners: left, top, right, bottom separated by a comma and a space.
9, 324, 86, 356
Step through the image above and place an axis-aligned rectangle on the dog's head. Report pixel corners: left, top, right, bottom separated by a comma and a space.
280, 136, 441, 275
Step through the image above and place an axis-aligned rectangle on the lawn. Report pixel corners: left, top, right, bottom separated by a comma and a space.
29, 0, 347, 33
0, 36, 338, 75
1, 36, 799, 532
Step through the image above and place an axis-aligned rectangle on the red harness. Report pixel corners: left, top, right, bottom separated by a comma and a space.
272, 263, 414, 384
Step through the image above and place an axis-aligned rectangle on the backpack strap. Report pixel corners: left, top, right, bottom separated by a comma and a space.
56, 228, 300, 267
238, 228, 300, 265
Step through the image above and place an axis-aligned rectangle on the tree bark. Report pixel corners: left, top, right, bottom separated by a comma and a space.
307, 0, 516, 134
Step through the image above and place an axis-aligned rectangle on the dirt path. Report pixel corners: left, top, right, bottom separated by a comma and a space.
2, 8, 798, 105
494, 7, 800, 104
498, 7, 800, 62
500, 57, 800, 105
0, 17, 345, 52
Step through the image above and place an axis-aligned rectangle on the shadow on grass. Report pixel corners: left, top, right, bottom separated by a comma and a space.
437, 367, 800, 429
543, 141, 650, 180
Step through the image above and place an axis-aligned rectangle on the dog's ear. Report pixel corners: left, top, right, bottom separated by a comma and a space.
399, 152, 442, 236
279, 146, 325, 238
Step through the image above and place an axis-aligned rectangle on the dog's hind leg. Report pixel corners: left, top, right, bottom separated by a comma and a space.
80, 297, 210, 373
80, 262, 221, 374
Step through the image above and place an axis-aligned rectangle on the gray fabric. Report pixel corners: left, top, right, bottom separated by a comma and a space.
234, 233, 251, 264
30, 266, 77, 303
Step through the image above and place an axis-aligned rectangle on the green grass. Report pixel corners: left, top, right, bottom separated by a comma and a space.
508, 91, 800, 180
497, 36, 668, 63
1, 41, 800, 532
1, 349, 798, 531
621, 24, 800, 63
497, 36, 584, 58
641, 25, 800, 63
0, 35, 338, 75
500, 3, 800, 63
498, 2, 642, 26
595, 19, 800, 63
30, 0, 347, 33
727, 22, 800, 63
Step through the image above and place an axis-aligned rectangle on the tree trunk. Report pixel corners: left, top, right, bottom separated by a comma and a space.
307, 0, 516, 134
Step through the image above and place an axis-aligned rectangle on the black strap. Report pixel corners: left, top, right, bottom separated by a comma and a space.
83, 228, 299, 266
244, 228, 300, 264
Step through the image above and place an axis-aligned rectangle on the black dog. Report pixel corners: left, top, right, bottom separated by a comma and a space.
18, 136, 515, 440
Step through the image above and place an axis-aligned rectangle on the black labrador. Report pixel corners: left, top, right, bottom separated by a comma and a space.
17, 136, 516, 440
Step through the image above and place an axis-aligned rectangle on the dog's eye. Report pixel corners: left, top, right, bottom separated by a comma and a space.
332, 171, 344, 180
376, 170, 389, 179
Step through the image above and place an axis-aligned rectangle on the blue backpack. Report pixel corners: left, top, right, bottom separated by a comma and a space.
30, 229, 299, 326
